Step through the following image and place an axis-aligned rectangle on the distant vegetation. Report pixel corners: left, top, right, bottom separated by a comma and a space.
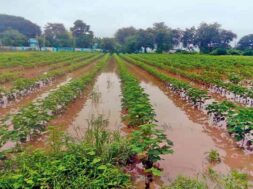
0, 14, 253, 55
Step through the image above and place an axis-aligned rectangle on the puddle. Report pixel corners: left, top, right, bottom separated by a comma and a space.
127, 63, 253, 187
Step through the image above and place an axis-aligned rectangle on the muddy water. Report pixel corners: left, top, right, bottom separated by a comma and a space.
127, 63, 253, 187
26, 58, 124, 149
67, 59, 124, 139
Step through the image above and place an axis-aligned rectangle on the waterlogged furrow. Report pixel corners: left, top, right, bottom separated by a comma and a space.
123, 55, 253, 151
115, 55, 173, 188
0, 54, 102, 108
65, 58, 125, 139
0, 55, 109, 150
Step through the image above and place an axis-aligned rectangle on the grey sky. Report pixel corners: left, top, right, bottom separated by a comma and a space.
0, 0, 252, 39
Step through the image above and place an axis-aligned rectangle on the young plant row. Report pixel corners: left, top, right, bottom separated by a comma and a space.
115, 56, 155, 126
0, 54, 102, 108
0, 52, 88, 68
135, 53, 253, 80
129, 55, 253, 106
0, 54, 109, 148
115, 55, 173, 187
123, 55, 253, 151
206, 100, 253, 150
0, 53, 94, 86
0, 72, 20, 84
122, 55, 209, 106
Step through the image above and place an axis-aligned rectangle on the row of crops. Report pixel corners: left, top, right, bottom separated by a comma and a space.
0, 55, 108, 148
0, 53, 94, 84
0, 54, 175, 188
121, 54, 253, 151
0, 52, 91, 68
0, 52, 252, 188
0, 53, 102, 107
128, 54, 253, 106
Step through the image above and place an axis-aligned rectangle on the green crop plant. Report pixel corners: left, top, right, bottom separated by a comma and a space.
0, 55, 109, 148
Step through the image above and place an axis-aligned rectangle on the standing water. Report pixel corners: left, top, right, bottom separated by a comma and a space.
67, 59, 125, 139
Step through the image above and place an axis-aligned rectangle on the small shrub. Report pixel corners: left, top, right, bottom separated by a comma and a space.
210, 48, 228, 55
242, 50, 253, 56
227, 49, 242, 55
164, 176, 207, 189
206, 149, 221, 163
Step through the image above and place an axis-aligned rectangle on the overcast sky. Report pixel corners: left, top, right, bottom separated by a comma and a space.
0, 0, 252, 39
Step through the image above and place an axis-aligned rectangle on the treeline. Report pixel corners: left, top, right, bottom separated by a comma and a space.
0, 14, 94, 48
110, 22, 253, 55
0, 14, 253, 55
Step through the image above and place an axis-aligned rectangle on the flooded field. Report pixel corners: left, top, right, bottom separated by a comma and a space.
1, 53, 252, 189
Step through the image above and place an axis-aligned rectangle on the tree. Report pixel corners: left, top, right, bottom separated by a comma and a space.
237, 34, 253, 50
136, 29, 154, 53
182, 27, 196, 50
44, 23, 71, 47
151, 22, 172, 53
123, 35, 139, 53
195, 23, 236, 53
0, 29, 28, 46
172, 28, 183, 48
70, 20, 94, 48
115, 27, 137, 44
150, 22, 182, 53
0, 14, 41, 38
219, 30, 237, 48
100, 38, 118, 53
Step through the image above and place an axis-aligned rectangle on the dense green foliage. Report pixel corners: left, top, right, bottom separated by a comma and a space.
237, 34, 253, 51
0, 14, 41, 38
0, 117, 132, 188
0, 29, 28, 46
71, 20, 94, 48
